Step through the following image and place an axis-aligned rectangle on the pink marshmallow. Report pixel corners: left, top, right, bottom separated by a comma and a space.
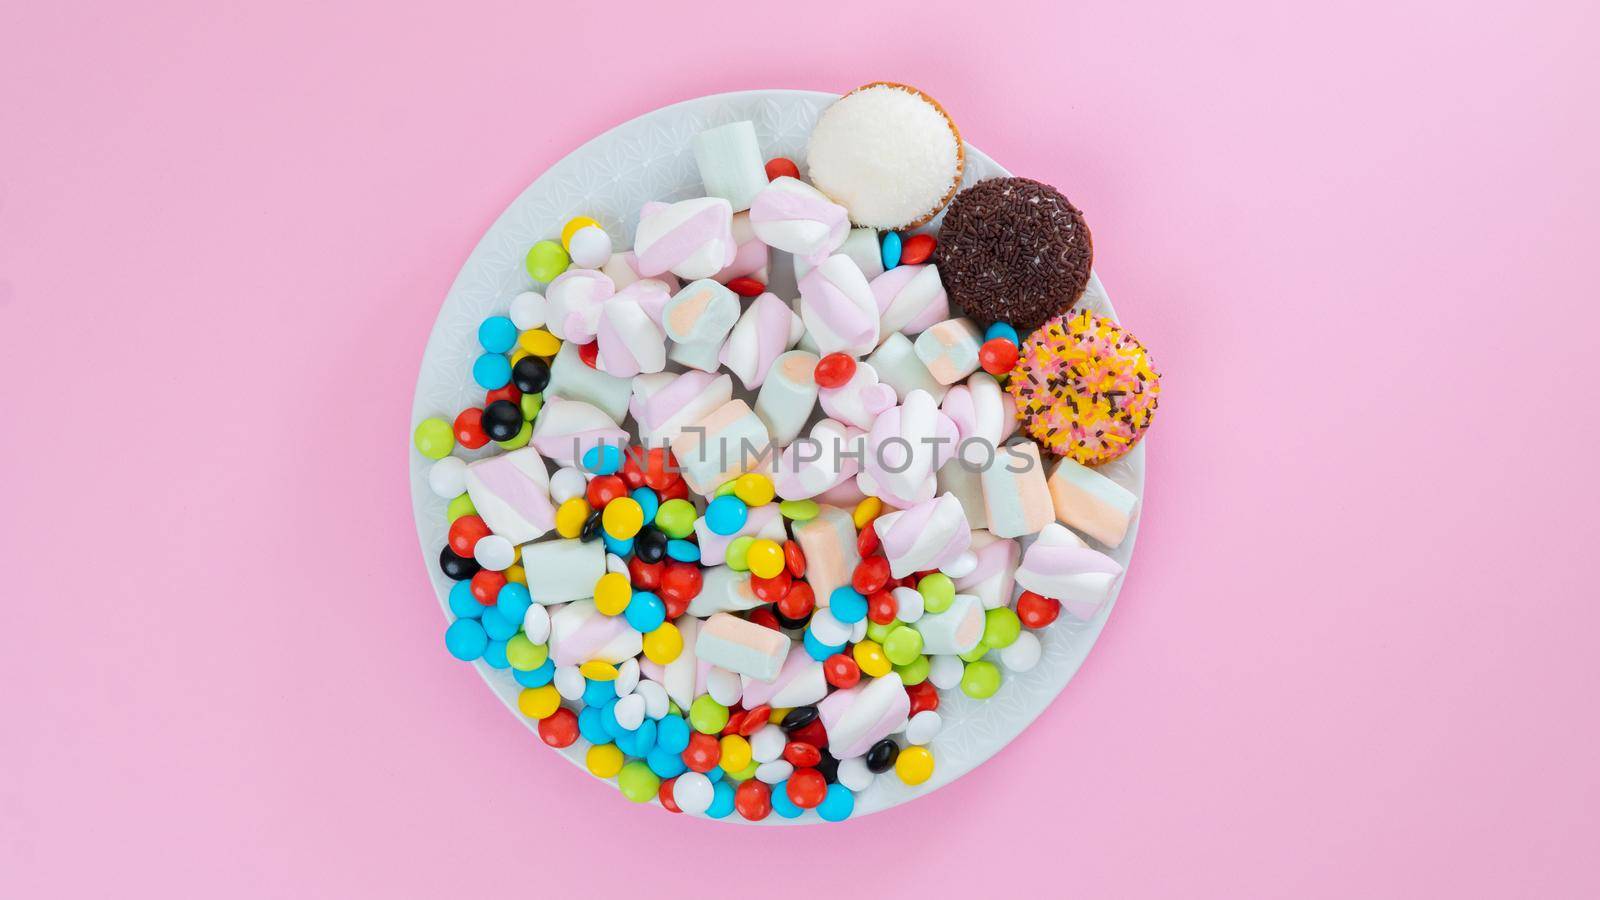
817, 672, 911, 759
817, 360, 897, 430
748, 176, 849, 265
873, 493, 972, 577
634, 197, 737, 280
799, 255, 879, 356
870, 264, 949, 337
542, 268, 615, 342
858, 389, 959, 508
719, 292, 802, 389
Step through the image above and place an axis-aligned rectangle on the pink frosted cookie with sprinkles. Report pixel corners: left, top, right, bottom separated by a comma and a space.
1005, 310, 1161, 466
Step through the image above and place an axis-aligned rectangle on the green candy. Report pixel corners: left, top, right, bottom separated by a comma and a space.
689, 695, 729, 734
525, 240, 570, 283
617, 761, 660, 803
882, 625, 924, 666
668, 700, 682, 717
778, 499, 819, 521
413, 417, 454, 459
725, 536, 755, 571
731, 760, 759, 781
446, 493, 477, 522
505, 634, 548, 671
959, 644, 990, 663
495, 420, 533, 450
655, 499, 697, 539
961, 660, 1002, 699
917, 573, 955, 613
894, 654, 930, 685
865, 620, 897, 644
519, 392, 543, 421
713, 480, 738, 498
982, 607, 1022, 649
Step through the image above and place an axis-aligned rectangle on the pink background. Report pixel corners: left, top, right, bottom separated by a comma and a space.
3, 1, 1596, 896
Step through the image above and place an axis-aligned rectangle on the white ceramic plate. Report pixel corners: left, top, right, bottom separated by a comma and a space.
410, 89, 1144, 823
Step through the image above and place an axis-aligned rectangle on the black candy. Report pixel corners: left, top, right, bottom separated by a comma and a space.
512, 356, 550, 394
865, 738, 899, 773
580, 509, 604, 542
634, 527, 667, 563
438, 546, 480, 581
816, 749, 840, 784
773, 607, 812, 630
482, 400, 524, 442
781, 706, 819, 731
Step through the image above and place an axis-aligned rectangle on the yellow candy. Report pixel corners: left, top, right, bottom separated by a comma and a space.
517, 685, 561, 719
555, 498, 590, 539
769, 706, 792, 725
580, 660, 619, 681
509, 347, 532, 366
733, 472, 775, 507
745, 538, 785, 579
895, 745, 935, 785
853, 640, 893, 678
853, 496, 883, 529
586, 743, 624, 778
504, 564, 527, 585
518, 328, 561, 357
719, 735, 753, 772
642, 622, 683, 665
561, 216, 601, 250
601, 497, 644, 540
594, 572, 632, 616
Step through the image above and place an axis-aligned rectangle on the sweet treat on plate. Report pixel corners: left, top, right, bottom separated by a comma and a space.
806, 82, 964, 230
935, 176, 1093, 331
1006, 309, 1161, 465
414, 84, 1165, 822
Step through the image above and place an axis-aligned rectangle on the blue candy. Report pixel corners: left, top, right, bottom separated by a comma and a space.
656, 714, 691, 754
578, 706, 610, 744
624, 591, 667, 633
614, 723, 645, 756
665, 539, 701, 563
646, 746, 687, 779
630, 487, 659, 525
482, 639, 510, 669
881, 231, 903, 270
704, 495, 748, 536
816, 783, 855, 821
706, 780, 736, 819
480, 606, 519, 641
448, 581, 484, 619
829, 587, 868, 624
602, 533, 634, 557
581, 443, 623, 475
444, 618, 489, 661
803, 627, 845, 661
497, 582, 532, 623
472, 352, 512, 390
984, 321, 1020, 346
478, 315, 518, 354
583, 677, 617, 707
634, 718, 657, 751
513, 658, 555, 688
704, 765, 725, 783
770, 781, 804, 819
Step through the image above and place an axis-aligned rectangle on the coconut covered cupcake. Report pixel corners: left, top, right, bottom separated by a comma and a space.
805, 82, 965, 230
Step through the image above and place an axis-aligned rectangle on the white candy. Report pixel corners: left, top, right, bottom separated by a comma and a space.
905, 710, 942, 745
606, 553, 629, 576
867, 333, 948, 404
674, 771, 715, 816
635, 679, 670, 720
522, 603, 551, 645
755, 760, 794, 785
548, 466, 588, 505
850, 618, 868, 644
508, 290, 547, 330
809, 606, 852, 646
567, 225, 613, 269
928, 654, 964, 690
943, 551, 979, 580
836, 755, 874, 792
692, 121, 768, 212
613, 693, 645, 731
472, 534, 515, 570
751, 725, 787, 763
999, 631, 1042, 672
706, 666, 744, 706
614, 657, 640, 697
893, 586, 925, 623
427, 456, 467, 498
553, 664, 585, 701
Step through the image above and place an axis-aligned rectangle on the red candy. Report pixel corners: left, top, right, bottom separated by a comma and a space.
784, 741, 822, 767
978, 338, 1020, 376
787, 717, 828, 749
856, 525, 881, 557
448, 515, 491, 557
659, 479, 690, 501
784, 540, 806, 578
739, 705, 772, 735
484, 383, 520, 406
906, 680, 939, 716
577, 341, 600, 368
469, 569, 505, 604
824, 654, 861, 689
721, 706, 745, 736
776, 581, 815, 620
660, 563, 703, 617
537, 707, 578, 748
641, 448, 679, 491
746, 606, 782, 631
764, 157, 800, 181
786, 768, 827, 809
867, 590, 898, 625
1016, 590, 1062, 628
658, 777, 682, 813
620, 447, 647, 489
629, 557, 664, 590
750, 570, 792, 603
585, 474, 627, 508
452, 407, 490, 450
852, 555, 891, 594
726, 277, 765, 297
682, 732, 721, 772
735, 779, 772, 821
899, 233, 936, 265
813, 352, 857, 389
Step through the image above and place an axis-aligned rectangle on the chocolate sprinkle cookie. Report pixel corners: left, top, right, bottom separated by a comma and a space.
933, 177, 1093, 331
